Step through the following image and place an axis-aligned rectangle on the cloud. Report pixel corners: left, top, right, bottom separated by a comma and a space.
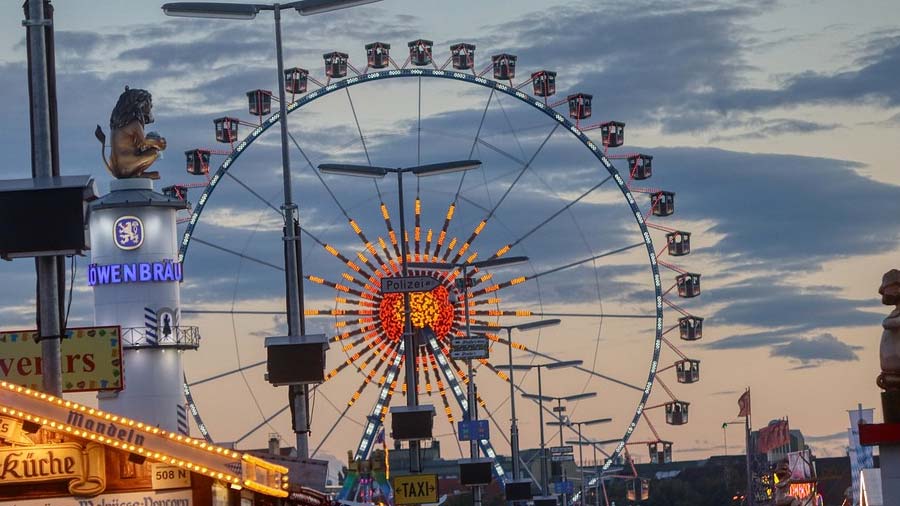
771, 332, 861, 364
706, 330, 862, 367
804, 431, 848, 443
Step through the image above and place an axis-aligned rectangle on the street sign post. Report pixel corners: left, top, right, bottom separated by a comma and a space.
393, 473, 439, 505
550, 445, 574, 455
458, 419, 490, 441
381, 276, 439, 294
551, 454, 575, 462
450, 337, 490, 360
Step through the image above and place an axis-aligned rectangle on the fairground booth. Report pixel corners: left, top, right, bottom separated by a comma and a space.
0, 380, 294, 506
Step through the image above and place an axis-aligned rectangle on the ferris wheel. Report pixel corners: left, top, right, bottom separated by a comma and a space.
166, 38, 704, 497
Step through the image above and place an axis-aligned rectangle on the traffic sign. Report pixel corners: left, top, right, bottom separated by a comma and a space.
553, 481, 574, 494
458, 419, 490, 441
393, 473, 439, 505
450, 337, 490, 360
381, 276, 439, 293
551, 454, 575, 462
550, 445, 574, 455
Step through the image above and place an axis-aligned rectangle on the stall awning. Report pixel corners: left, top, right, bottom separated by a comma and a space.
0, 381, 288, 498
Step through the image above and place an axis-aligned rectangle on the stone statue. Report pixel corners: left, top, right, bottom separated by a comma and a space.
880, 270, 900, 397
94, 86, 166, 179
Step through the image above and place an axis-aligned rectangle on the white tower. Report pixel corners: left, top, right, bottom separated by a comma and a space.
89, 178, 197, 434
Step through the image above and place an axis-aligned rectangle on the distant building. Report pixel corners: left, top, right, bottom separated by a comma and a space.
245, 435, 329, 492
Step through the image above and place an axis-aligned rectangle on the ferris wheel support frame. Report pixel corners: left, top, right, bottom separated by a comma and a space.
177, 67, 665, 476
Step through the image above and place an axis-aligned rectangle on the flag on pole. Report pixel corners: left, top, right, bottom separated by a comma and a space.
738, 389, 751, 418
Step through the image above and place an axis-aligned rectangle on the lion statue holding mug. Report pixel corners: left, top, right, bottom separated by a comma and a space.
95, 86, 166, 179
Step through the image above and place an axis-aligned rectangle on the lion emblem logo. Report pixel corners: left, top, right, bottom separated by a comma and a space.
114, 216, 143, 250
95, 86, 167, 179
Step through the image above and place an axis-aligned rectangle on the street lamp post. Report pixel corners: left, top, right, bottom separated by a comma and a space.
470, 320, 561, 485
408, 257, 529, 506
543, 393, 598, 506
566, 439, 608, 506
554, 417, 611, 506
162, 0, 382, 460
319, 160, 481, 473
515, 360, 583, 497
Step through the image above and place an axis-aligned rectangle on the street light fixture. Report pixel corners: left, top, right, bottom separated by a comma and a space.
550, 416, 612, 505
162, 0, 382, 461
566, 438, 614, 506
468, 319, 560, 486
317, 160, 481, 475
532, 391, 597, 505
495, 360, 583, 496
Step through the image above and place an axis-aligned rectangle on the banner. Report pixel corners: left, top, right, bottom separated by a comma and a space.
848, 407, 875, 505
757, 420, 790, 454
0, 487, 192, 506
0, 326, 122, 392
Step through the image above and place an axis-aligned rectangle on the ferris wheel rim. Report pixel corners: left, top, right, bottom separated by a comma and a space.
177, 67, 665, 474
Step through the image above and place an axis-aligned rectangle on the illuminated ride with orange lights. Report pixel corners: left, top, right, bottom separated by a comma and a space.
169, 39, 705, 504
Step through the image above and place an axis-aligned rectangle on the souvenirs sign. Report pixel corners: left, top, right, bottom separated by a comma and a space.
0, 442, 105, 496
0, 326, 122, 392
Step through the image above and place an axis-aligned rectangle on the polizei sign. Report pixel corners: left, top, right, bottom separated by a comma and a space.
380, 276, 439, 294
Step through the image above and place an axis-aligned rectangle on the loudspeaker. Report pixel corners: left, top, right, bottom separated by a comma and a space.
390, 405, 435, 440
0, 176, 96, 259
128, 452, 147, 465
504, 480, 532, 501
459, 459, 492, 486
265, 335, 329, 385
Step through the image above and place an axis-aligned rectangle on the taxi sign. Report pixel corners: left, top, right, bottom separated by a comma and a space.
381, 276, 439, 293
393, 473, 439, 505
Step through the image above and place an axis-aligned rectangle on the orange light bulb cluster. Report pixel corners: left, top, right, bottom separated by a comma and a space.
378, 283, 455, 342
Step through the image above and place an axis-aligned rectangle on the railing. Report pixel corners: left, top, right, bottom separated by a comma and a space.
121, 326, 201, 350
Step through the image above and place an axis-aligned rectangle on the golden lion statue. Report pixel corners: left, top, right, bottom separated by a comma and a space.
95, 86, 166, 179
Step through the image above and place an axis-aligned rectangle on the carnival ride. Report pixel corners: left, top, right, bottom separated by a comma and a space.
169, 39, 705, 505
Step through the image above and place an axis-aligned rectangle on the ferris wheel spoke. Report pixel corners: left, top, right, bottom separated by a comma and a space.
519, 346, 644, 392
233, 405, 290, 445
491, 175, 613, 259
451, 87, 496, 200
353, 340, 405, 460
345, 88, 373, 167
223, 172, 282, 216
187, 360, 266, 387
182, 309, 284, 315
531, 312, 656, 319
449, 124, 559, 266
191, 237, 284, 271
287, 131, 352, 220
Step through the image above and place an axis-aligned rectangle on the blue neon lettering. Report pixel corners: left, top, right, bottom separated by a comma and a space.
97, 265, 111, 284
86, 260, 183, 286
140, 263, 152, 281
123, 264, 137, 282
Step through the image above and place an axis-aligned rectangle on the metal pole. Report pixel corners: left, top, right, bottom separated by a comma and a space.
592, 444, 598, 506
507, 328, 520, 481
577, 423, 585, 506
274, 5, 309, 459
25, 0, 62, 397
745, 395, 754, 506
397, 169, 421, 473
462, 265, 482, 506
557, 400, 567, 506
537, 366, 547, 495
